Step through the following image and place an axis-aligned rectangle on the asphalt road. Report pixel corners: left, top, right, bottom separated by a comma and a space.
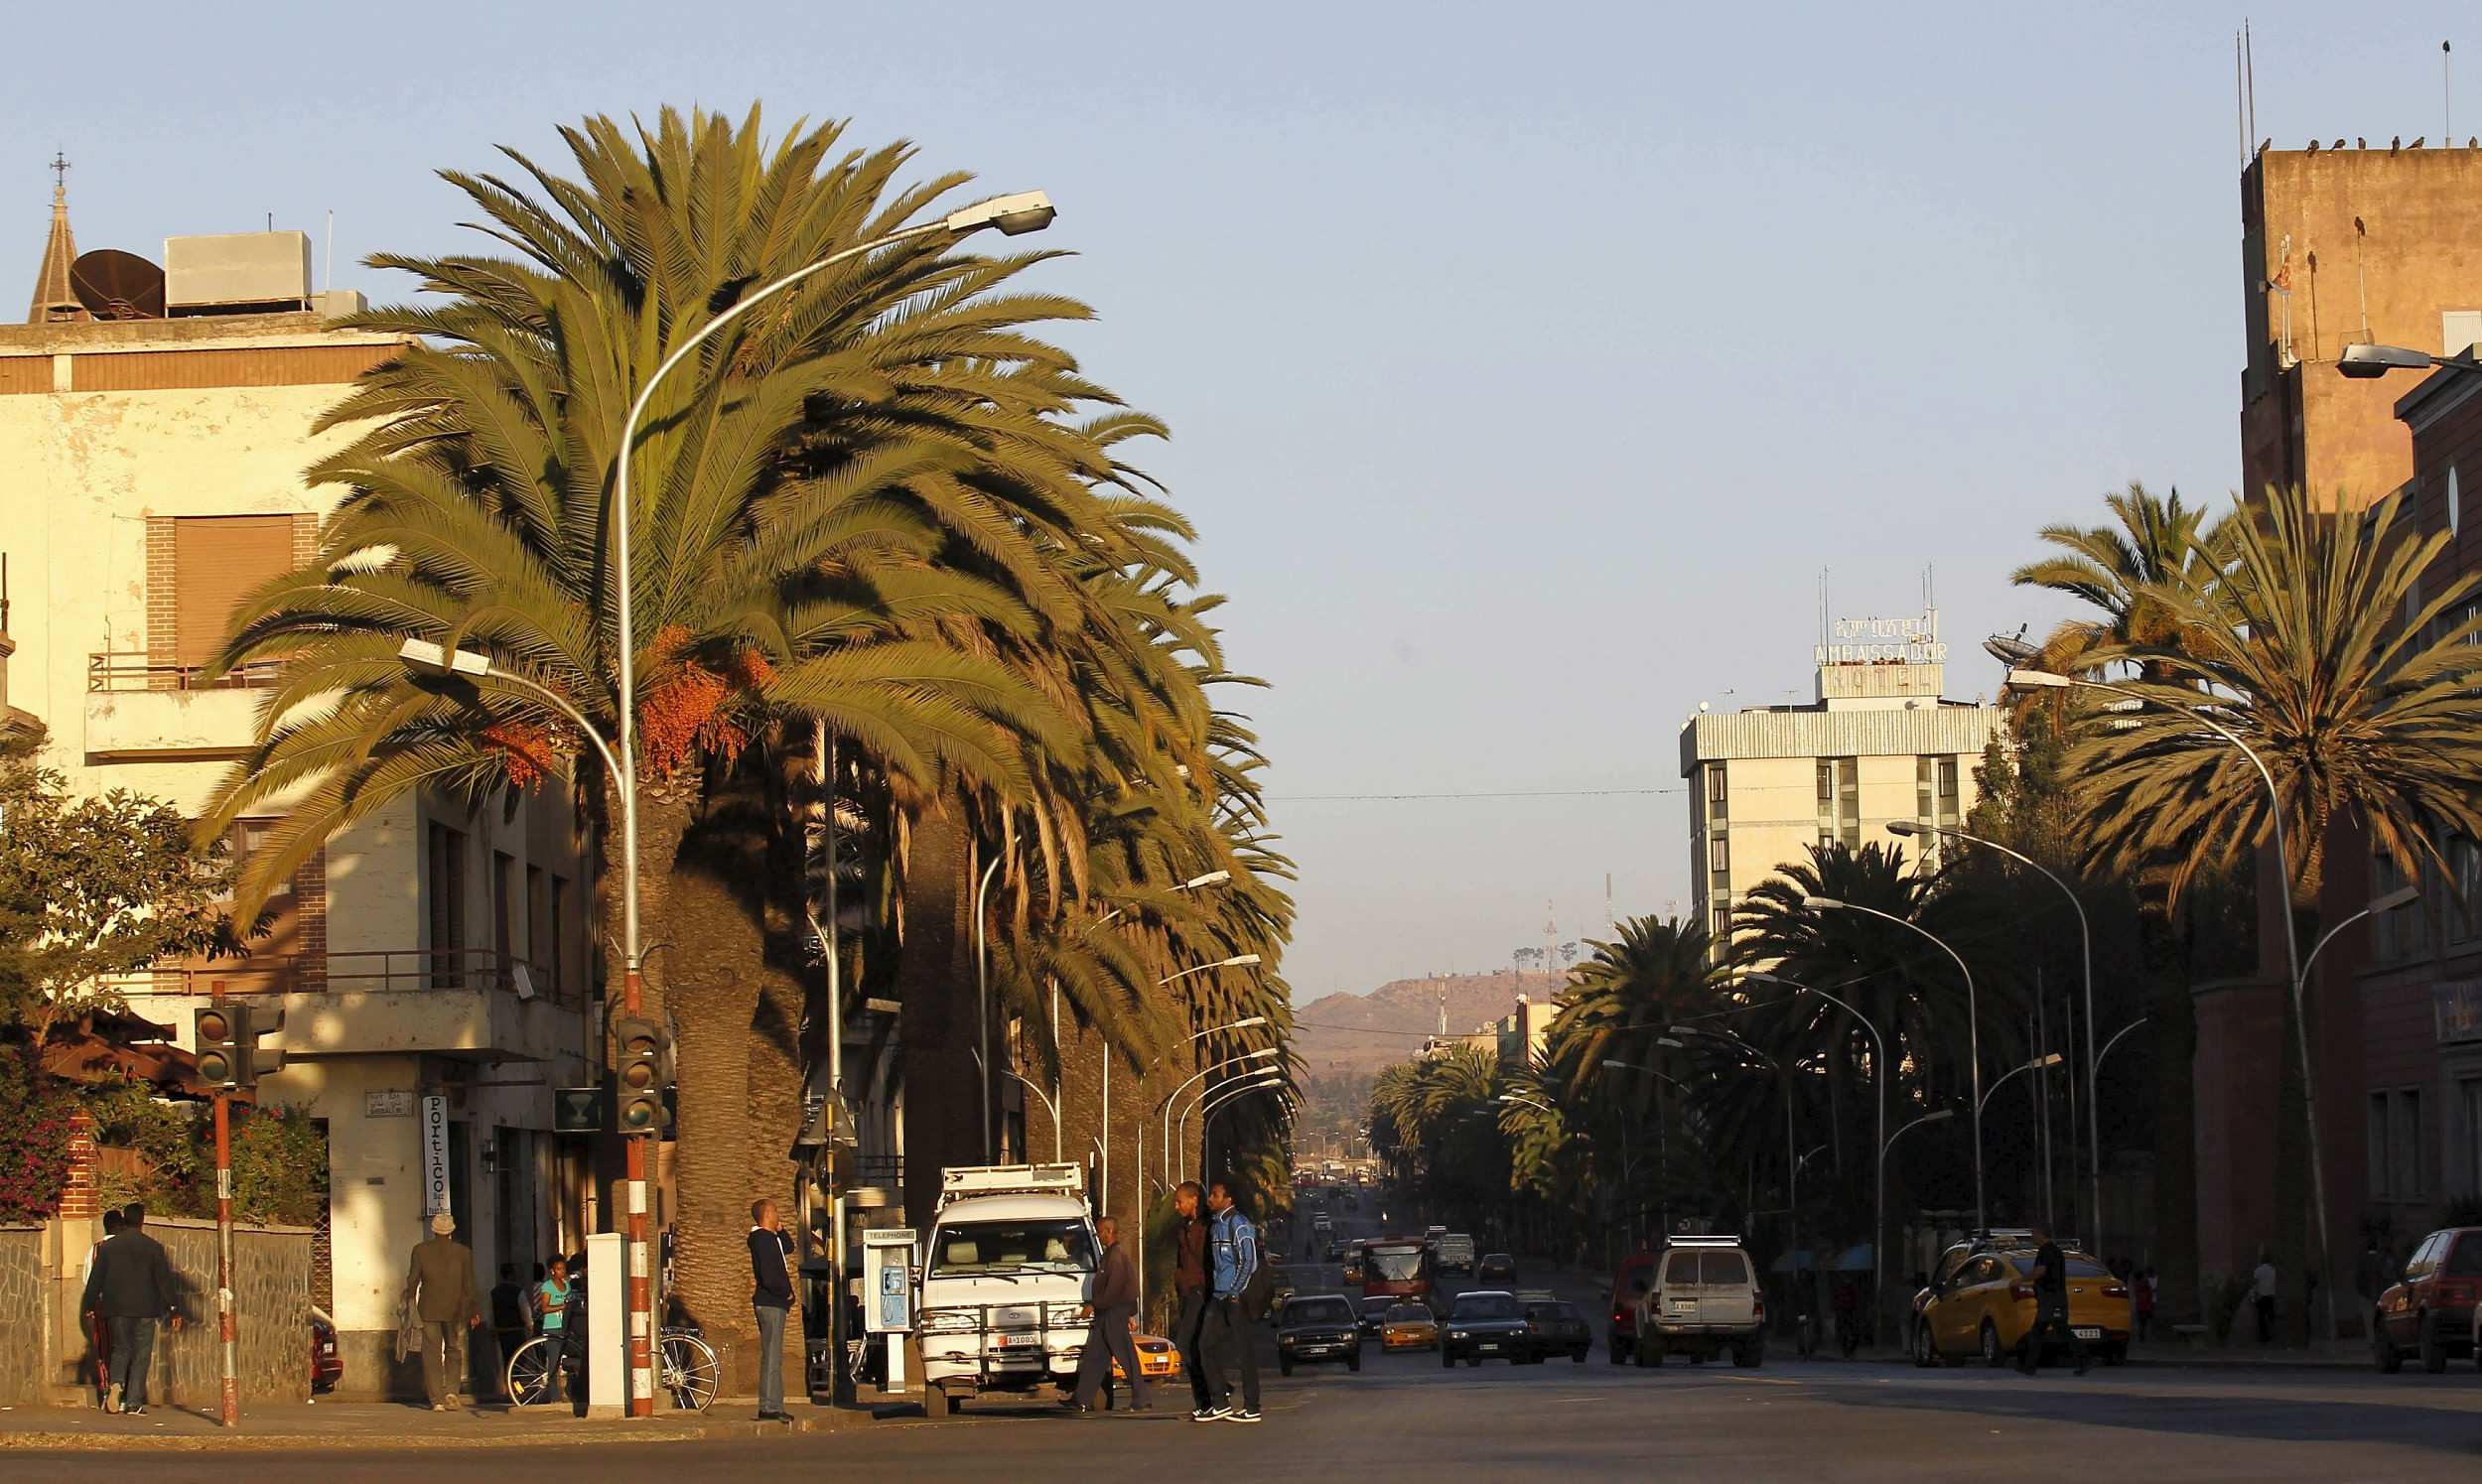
13, 1204, 2482, 1481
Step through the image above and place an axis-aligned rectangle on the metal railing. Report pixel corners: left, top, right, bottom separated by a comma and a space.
88, 651, 284, 693
100, 948, 573, 1003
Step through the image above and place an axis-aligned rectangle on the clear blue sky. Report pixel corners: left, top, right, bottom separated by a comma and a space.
13, 2, 2469, 997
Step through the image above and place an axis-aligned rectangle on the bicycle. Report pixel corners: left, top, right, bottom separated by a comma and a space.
504, 1326, 720, 1412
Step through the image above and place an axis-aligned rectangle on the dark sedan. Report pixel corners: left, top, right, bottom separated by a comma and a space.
1356, 1294, 1393, 1340
1277, 1293, 1364, 1376
1522, 1298, 1591, 1363
1476, 1253, 1520, 1284
1442, 1290, 1531, 1368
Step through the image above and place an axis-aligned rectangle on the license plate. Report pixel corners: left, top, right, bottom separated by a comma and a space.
995, 1333, 1040, 1348
1478, 1343, 1499, 1352
2072, 1327, 2102, 1340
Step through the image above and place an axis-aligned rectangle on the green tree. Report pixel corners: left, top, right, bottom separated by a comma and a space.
1, 731, 229, 1038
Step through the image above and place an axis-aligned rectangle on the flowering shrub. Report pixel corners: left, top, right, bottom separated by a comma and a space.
0, 1049, 76, 1221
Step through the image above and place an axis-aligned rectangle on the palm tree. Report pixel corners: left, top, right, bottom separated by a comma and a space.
2070, 480, 2482, 1330
2011, 482, 2218, 676
198, 108, 1168, 1336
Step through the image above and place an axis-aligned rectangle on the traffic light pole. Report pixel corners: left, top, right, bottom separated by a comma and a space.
209, 986, 238, 1428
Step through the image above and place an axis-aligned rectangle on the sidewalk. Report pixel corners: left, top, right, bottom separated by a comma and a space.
0, 1396, 889, 1451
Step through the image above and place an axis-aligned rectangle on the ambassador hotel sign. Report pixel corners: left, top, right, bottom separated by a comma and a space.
1816, 610, 1949, 666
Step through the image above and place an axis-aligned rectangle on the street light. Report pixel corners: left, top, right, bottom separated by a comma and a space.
1805, 896, 1986, 1233
1159, 1044, 1282, 1182
1977, 1052, 2066, 1117
2337, 342, 2482, 378
1750, 969, 1894, 1338
1993, 659, 2338, 1335
1600, 1057, 1689, 1246
1192, 1073, 1287, 1181
1881, 1106, 1957, 1296
1886, 819, 2101, 1246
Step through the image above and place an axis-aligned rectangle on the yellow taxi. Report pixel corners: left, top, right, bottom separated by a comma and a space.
1381, 1302, 1441, 1352
1112, 1332, 1183, 1382
1913, 1242, 2131, 1367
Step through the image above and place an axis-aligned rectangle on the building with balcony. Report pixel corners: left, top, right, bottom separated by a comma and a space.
4, 187, 601, 1395
1680, 609, 2003, 961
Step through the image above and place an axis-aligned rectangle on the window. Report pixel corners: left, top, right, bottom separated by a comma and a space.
2372, 854, 2429, 963
1817, 756, 1859, 849
525, 864, 547, 976
2390, 1089, 2426, 1200
549, 875, 571, 999
2462, 1079, 2482, 1198
1708, 833, 1729, 883
2452, 838, 2482, 944
2370, 1092, 2394, 1198
2451, 466, 2462, 538
1711, 901, 1733, 956
1706, 762, 1728, 818
169, 515, 296, 671
427, 822, 469, 987
492, 851, 516, 977
926, 1219, 1095, 1278
2444, 309, 2482, 357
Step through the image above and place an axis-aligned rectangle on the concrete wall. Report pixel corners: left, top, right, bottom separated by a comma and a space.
0, 1227, 41, 1405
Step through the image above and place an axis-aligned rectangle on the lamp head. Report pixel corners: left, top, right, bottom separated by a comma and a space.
1231, 1014, 1271, 1030
1922, 1109, 1956, 1126
1184, 870, 1233, 890
1804, 895, 1848, 911
2338, 341, 2436, 378
2370, 883, 2420, 913
1246, 1047, 1282, 1061
1655, 1035, 1687, 1049
944, 190, 1056, 236
2000, 667, 2073, 691
398, 637, 489, 679
1883, 821, 1921, 838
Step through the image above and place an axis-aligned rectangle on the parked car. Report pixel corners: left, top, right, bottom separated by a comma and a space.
1913, 1244, 2130, 1367
1442, 1289, 1531, 1368
1523, 1298, 1592, 1363
1381, 1302, 1441, 1352
1607, 1250, 1658, 1364
1277, 1293, 1364, 1376
1632, 1236, 1766, 1368
1476, 1252, 1519, 1284
309, 1306, 344, 1393
2373, 1226, 2482, 1374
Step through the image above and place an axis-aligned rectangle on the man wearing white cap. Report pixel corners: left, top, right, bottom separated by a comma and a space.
404, 1209, 482, 1410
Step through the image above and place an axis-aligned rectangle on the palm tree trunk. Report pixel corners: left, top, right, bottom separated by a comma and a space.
898, 802, 978, 1228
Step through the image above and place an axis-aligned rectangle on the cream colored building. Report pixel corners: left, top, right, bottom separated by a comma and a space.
1680, 611, 2003, 960
5, 193, 598, 1394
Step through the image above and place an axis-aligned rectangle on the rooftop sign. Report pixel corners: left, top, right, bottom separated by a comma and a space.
1817, 609, 1947, 666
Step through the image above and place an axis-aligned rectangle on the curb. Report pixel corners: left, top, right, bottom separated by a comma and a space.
0, 1425, 711, 1452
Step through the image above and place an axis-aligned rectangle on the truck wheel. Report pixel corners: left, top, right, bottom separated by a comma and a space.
1609, 1338, 1629, 1365
1981, 1319, 2005, 1369
925, 1386, 954, 1419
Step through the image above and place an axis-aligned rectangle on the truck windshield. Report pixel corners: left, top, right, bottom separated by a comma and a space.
928, 1219, 1096, 1278
1369, 1247, 1426, 1282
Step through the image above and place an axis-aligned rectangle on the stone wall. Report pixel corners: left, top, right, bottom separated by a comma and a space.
146, 1216, 314, 1407
0, 1228, 42, 1405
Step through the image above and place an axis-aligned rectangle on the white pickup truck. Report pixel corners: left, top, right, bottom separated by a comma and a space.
915, 1163, 1098, 1418
1436, 1232, 1476, 1275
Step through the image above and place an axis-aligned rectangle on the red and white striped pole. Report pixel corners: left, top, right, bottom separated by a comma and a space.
622, 968, 653, 1417
210, 983, 239, 1428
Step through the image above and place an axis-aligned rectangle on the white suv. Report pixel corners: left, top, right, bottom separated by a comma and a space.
1630, 1236, 1764, 1368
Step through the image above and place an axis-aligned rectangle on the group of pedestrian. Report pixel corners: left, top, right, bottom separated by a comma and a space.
490, 1254, 577, 1400
79, 1202, 184, 1417
405, 1209, 587, 1409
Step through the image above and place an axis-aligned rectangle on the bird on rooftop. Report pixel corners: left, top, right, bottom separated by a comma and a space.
2358, 137, 2368, 148
2392, 135, 2403, 152
2306, 139, 2320, 153
2334, 138, 2347, 149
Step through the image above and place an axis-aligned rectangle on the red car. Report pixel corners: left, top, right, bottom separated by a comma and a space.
1607, 1251, 1657, 1364
2374, 1228, 2482, 1374
310, 1307, 345, 1393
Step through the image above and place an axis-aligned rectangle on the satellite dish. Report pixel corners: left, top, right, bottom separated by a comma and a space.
70, 249, 167, 320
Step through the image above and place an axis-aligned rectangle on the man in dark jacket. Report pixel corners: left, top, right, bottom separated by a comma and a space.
750, 1198, 795, 1421
80, 1202, 182, 1416
1069, 1216, 1150, 1414
405, 1210, 482, 1409
1171, 1182, 1214, 1414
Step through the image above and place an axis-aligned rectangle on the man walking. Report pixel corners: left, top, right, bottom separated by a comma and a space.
750, 1198, 795, 1422
1171, 1182, 1215, 1415
404, 1210, 482, 1410
79, 1202, 181, 1416
2253, 1250, 2278, 1344
1196, 1178, 1262, 1422
1068, 1216, 1150, 1414
2014, 1223, 2088, 1377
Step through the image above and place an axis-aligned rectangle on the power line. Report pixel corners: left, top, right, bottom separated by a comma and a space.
1270, 786, 1682, 802
1289, 1018, 1453, 1037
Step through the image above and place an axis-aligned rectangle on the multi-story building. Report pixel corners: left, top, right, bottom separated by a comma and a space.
2202, 144, 2482, 1282
1679, 611, 2003, 959
5, 187, 600, 1393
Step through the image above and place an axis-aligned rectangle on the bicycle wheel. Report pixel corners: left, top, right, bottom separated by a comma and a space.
505, 1336, 554, 1408
659, 1332, 720, 1413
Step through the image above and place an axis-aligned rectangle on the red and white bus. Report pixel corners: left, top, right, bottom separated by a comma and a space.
1359, 1238, 1435, 1305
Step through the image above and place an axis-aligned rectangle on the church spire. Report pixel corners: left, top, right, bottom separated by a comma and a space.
28, 153, 86, 325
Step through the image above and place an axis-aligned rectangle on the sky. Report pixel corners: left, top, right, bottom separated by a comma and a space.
10, 1, 2471, 998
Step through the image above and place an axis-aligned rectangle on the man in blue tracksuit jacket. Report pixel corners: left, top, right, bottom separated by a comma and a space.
1196, 1179, 1262, 1422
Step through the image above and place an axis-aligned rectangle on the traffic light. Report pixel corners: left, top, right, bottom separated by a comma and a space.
613, 1015, 669, 1135
195, 1006, 241, 1088
239, 1006, 285, 1089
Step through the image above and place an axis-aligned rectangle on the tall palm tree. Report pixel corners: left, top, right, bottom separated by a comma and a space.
2012, 481, 2218, 676
198, 108, 1163, 1336
2070, 480, 2482, 1329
